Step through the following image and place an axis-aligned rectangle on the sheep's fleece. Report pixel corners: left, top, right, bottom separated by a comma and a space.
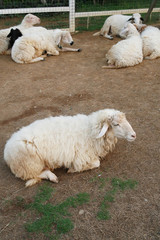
141, 26, 160, 60
4, 109, 136, 187
104, 23, 143, 68
0, 14, 40, 55
93, 13, 143, 39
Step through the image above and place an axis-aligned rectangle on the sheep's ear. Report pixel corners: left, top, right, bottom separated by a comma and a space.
55, 35, 61, 46
127, 17, 134, 23
7, 28, 13, 38
96, 124, 108, 139
26, 15, 32, 23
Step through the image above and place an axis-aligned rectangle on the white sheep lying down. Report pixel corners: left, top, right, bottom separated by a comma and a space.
141, 26, 160, 60
11, 27, 81, 63
93, 13, 144, 39
4, 109, 136, 187
103, 23, 144, 69
0, 14, 40, 55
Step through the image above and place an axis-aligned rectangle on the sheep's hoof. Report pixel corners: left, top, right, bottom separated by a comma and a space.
42, 58, 45, 61
58, 45, 62, 49
78, 48, 82, 52
54, 178, 59, 183
42, 50, 47, 54
67, 168, 76, 173
47, 53, 53, 57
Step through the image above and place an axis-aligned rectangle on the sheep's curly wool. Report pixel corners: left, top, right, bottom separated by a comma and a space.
4, 109, 136, 186
11, 28, 74, 63
0, 14, 40, 55
105, 23, 143, 68
141, 26, 160, 60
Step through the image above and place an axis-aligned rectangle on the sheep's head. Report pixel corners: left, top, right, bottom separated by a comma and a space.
96, 110, 136, 142
23, 13, 40, 25
52, 29, 73, 47
132, 13, 144, 24
128, 13, 144, 25
61, 30, 74, 45
7, 28, 22, 49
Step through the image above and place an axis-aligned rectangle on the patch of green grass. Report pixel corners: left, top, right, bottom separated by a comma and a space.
111, 178, 138, 190
25, 184, 89, 238
97, 178, 138, 220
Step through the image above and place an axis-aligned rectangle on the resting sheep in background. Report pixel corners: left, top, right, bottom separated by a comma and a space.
93, 13, 144, 39
141, 26, 160, 60
102, 23, 145, 69
4, 109, 136, 187
0, 14, 40, 55
10, 28, 81, 63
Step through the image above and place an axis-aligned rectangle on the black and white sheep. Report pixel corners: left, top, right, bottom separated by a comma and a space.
93, 13, 144, 39
0, 13, 40, 55
7, 28, 23, 49
10, 27, 81, 63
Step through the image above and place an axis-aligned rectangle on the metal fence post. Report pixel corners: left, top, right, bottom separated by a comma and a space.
69, 0, 75, 32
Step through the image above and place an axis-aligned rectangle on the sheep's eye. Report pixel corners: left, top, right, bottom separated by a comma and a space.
113, 123, 119, 127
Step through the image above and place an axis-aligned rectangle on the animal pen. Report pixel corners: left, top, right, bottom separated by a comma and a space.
0, 1, 160, 240
0, 0, 160, 31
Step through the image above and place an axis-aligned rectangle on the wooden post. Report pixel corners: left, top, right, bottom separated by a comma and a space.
144, 0, 158, 23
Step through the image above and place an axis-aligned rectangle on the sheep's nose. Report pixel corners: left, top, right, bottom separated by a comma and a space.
70, 41, 74, 45
131, 133, 136, 139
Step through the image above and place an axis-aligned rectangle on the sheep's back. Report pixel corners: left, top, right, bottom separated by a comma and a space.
141, 26, 160, 56
4, 115, 91, 168
102, 15, 130, 35
107, 36, 143, 67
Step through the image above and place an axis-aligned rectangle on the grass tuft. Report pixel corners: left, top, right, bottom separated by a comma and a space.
25, 184, 89, 238
97, 178, 138, 220
111, 178, 138, 190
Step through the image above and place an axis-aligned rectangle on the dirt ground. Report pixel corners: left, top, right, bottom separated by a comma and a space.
0, 31, 160, 240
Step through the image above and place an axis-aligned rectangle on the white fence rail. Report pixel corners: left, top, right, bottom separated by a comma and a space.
0, 0, 160, 32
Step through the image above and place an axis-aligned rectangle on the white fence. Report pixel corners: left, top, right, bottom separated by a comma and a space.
0, 0, 160, 32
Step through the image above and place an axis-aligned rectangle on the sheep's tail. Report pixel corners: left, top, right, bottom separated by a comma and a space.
93, 31, 101, 36
25, 178, 41, 187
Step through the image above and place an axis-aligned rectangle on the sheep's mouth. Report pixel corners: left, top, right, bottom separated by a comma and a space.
126, 137, 136, 142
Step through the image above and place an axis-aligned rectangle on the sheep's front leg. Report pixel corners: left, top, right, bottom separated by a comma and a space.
60, 47, 82, 52
39, 170, 58, 183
